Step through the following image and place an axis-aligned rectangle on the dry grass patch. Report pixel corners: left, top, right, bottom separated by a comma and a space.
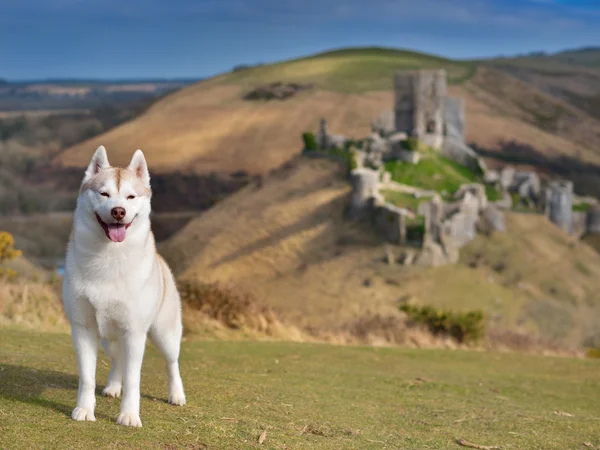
0, 277, 67, 331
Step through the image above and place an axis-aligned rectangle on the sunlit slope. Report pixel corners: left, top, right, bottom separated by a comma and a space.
159, 157, 600, 347
52, 48, 474, 173
54, 47, 600, 177
221, 47, 475, 92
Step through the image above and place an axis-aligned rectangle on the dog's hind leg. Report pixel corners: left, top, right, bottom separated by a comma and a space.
149, 318, 186, 406
101, 339, 123, 398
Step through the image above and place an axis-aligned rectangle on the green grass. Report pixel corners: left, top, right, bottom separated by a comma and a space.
384, 153, 478, 197
221, 47, 476, 93
485, 185, 503, 202
573, 202, 593, 213
2, 328, 600, 449
384, 150, 503, 202
380, 190, 431, 212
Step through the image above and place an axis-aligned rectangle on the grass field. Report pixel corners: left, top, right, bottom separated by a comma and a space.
1, 328, 600, 449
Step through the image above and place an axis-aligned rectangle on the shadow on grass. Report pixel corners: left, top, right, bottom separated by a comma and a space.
0, 364, 80, 417
0, 364, 170, 419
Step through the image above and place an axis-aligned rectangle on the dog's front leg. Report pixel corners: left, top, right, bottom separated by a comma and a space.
117, 333, 146, 427
71, 324, 99, 421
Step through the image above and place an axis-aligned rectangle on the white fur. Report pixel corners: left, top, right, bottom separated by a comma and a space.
63, 146, 186, 428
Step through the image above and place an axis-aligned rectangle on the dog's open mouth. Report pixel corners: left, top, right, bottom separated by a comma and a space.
95, 214, 134, 243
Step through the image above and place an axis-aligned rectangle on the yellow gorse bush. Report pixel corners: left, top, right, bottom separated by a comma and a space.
0, 231, 22, 279
0, 231, 21, 262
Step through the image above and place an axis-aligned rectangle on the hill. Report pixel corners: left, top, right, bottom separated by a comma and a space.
25, 45, 600, 354
53, 47, 474, 174
159, 157, 600, 350
482, 48, 600, 133
490, 47, 600, 69
554, 47, 600, 67
2, 327, 600, 449
52, 47, 600, 197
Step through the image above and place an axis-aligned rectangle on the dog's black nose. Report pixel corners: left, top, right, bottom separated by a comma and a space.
111, 207, 126, 221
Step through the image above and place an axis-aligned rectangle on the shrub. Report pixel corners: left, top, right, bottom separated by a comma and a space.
399, 303, 485, 343
585, 348, 600, 359
401, 137, 419, 152
0, 231, 21, 279
302, 132, 317, 151
178, 279, 275, 330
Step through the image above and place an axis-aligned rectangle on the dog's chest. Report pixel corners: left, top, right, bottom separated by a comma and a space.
70, 252, 161, 336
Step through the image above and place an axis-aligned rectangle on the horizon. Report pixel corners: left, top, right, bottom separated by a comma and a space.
2, 0, 600, 80
2, 44, 599, 83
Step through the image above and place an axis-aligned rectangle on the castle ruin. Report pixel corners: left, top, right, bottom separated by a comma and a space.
303, 69, 597, 265
394, 69, 447, 149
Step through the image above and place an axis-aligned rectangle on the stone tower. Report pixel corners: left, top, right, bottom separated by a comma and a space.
394, 69, 447, 149
544, 180, 574, 234
348, 168, 380, 218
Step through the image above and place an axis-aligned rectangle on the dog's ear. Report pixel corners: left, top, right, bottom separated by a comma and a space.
127, 149, 150, 187
83, 145, 110, 182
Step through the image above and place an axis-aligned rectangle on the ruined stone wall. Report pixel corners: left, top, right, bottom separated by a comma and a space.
374, 204, 408, 245
545, 180, 574, 234
572, 211, 588, 237
585, 206, 600, 234
442, 193, 480, 248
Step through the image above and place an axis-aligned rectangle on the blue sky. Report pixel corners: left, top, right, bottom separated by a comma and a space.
1, 0, 599, 80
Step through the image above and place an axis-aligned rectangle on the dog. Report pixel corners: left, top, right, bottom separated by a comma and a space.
62, 145, 186, 427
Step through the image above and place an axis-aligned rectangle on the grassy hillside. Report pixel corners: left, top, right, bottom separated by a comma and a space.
487, 47, 600, 70
222, 47, 476, 93
553, 47, 600, 68
2, 328, 600, 449
159, 157, 600, 349
482, 50, 600, 148
53, 47, 600, 195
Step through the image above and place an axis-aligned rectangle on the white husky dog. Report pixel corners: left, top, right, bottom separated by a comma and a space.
62, 145, 186, 427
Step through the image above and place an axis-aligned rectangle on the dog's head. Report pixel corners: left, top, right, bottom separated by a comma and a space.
77, 145, 152, 243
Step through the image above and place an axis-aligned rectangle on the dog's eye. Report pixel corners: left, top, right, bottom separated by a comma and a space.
127, 195, 136, 200
100, 192, 110, 198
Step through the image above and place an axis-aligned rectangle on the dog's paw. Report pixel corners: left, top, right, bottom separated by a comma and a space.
102, 384, 122, 398
72, 406, 96, 422
117, 412, 142, 427
168, 391, 186, 406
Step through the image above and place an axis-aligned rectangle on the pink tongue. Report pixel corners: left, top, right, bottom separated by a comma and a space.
107, 224, 127, 242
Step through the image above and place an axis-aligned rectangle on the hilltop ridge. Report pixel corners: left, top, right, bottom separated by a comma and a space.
52, 47, 600, 193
